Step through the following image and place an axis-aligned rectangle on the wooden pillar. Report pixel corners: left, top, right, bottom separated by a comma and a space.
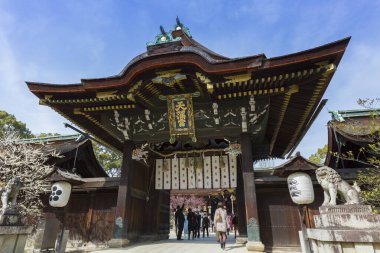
109, 140, 134, 247
143, 161, 160, 236
236, 157, 247, 238
86, 192, 95, 242
240, 133, 265, 252
158, 190, 170, 239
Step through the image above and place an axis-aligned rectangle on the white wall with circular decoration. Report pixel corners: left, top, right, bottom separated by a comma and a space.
49, 181, 72, 207
287, 172, 314, 205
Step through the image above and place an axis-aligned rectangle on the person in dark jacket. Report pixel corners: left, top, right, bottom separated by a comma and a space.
175, 203, 185, 240
232, 214, 238, 239
202, 214, 210, 238
187, 208, 196, 240
195, 211, 202, 238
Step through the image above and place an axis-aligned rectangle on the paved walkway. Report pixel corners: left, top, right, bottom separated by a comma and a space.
90, 232, 248, 253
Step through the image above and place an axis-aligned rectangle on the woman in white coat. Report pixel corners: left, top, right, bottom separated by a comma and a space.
184, 215, 188, 237
214, 202, 228, 249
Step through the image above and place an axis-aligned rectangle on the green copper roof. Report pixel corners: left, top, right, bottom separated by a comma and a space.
329, 108, 380, 122
17, 134, 84, 144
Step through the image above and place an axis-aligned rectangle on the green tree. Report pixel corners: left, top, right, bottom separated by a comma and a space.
0, 132, 58, 225
332, 98, 380, 207
355, 99, 380, 207
0, 110, 34, 138
92, 142, 122, 177
309, 144, 328, 164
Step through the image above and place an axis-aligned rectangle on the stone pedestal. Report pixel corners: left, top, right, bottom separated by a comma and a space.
108, 238, 130, 248
0, 207, 32, 253
307, 205, 380, 253
0, 226, 33, 253
0, 208, 23, 226
246, 241, 265, 252
235, 236, 248, 245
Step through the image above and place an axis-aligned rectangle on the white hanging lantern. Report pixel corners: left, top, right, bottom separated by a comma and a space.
287, 172, 314, 205
49, 181, 72, 207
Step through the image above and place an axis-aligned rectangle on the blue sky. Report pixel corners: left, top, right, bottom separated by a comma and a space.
1, 0, 379, 159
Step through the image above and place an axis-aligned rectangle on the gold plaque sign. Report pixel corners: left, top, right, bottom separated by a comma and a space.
167, 93, 196, 143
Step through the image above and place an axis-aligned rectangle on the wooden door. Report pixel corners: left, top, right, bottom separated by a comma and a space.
257, 188, 301, 248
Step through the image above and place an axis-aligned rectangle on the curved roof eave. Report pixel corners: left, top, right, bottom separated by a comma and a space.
79, 46, 265, 84
26, 37, 350, 95
27, 49, 265, 94
266, 37, 350, 68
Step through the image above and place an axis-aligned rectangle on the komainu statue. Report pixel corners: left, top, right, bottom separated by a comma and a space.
0, 178, 22, 212
316, 166, 361, 206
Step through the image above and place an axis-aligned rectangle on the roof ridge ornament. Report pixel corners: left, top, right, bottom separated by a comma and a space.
174, 16, 191, 37
147, 17, 191, 46
147, 25, 180, 46
329, 110, 345, 122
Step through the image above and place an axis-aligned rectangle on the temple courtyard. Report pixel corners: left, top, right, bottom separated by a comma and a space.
77, 232, 248, 253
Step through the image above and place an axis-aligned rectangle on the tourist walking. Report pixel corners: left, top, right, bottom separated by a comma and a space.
195, 211, 201, 238
184, 214, 188, 237
228, 214, 233, 233
202, 214, 210, 237
187, 208, 196, 240
226, 214, 231, 236
175, 203, 185, 240
232, 214, 238, 238
214, 202, 228, 250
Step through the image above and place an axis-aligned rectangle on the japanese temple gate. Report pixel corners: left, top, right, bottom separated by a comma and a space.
27, 19, 349, 251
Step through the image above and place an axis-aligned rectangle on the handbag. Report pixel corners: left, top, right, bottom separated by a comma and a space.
215, 210, 222, 223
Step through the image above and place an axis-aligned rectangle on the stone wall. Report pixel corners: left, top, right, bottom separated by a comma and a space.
307, 205, 380, 253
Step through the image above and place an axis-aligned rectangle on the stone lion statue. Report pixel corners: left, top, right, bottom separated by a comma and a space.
316, 166, 361, 206
0, 178, 22, 212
